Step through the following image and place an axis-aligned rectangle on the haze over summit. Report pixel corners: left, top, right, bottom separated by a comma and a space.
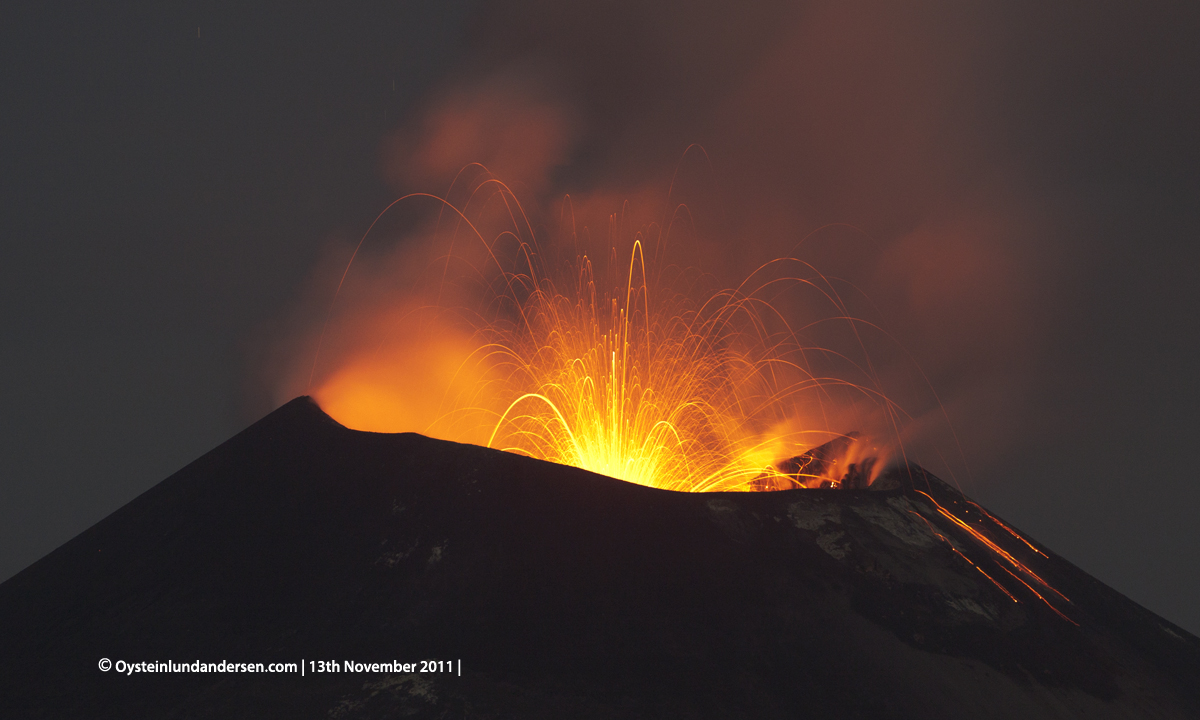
1, 0, 1197, 637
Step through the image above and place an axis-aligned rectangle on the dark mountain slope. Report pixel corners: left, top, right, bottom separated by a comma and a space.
1, 397, 1196, 718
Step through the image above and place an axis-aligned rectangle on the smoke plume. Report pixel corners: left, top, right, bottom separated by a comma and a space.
268, 0, 1069, 486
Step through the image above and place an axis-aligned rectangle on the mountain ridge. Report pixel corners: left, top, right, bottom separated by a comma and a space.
1, 396, 1196, 718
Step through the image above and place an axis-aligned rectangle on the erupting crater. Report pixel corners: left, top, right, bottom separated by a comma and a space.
307, 176, 900, 494
299, 174, 1086, 627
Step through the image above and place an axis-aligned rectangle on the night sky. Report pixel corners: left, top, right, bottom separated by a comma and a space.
3, 0, 1198, 636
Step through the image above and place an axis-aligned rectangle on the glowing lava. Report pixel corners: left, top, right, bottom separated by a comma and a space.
469, 241, 858, 492
309, 179, 894, 492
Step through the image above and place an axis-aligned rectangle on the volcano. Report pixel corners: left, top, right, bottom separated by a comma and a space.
1, 397, 1197, 718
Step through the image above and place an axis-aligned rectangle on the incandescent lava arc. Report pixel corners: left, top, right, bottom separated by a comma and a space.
307, 176, 905, 494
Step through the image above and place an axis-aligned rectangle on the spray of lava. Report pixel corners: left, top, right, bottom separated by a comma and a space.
296, 167, 1077, 622
309, 172, 902, 492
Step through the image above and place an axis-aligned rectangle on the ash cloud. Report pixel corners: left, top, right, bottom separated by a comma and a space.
361, 0, 1053, 480
269, 0, 1190, 488
379, 70, 580, 199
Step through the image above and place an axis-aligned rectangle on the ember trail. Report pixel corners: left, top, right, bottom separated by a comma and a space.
469, 237, 890, 493
312, 175, 898, 492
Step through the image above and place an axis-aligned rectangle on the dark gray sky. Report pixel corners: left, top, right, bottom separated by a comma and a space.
3, 0, 1198, 635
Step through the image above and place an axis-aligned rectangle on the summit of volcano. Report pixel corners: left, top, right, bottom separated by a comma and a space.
1, 397, 1196, 718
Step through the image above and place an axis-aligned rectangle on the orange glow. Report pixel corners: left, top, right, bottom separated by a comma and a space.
314, 325, 495, 446
310, 177, 896, 492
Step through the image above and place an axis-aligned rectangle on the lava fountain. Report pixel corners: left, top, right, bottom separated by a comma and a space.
307, 170, 903, 492
296, 169, 1079, 618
